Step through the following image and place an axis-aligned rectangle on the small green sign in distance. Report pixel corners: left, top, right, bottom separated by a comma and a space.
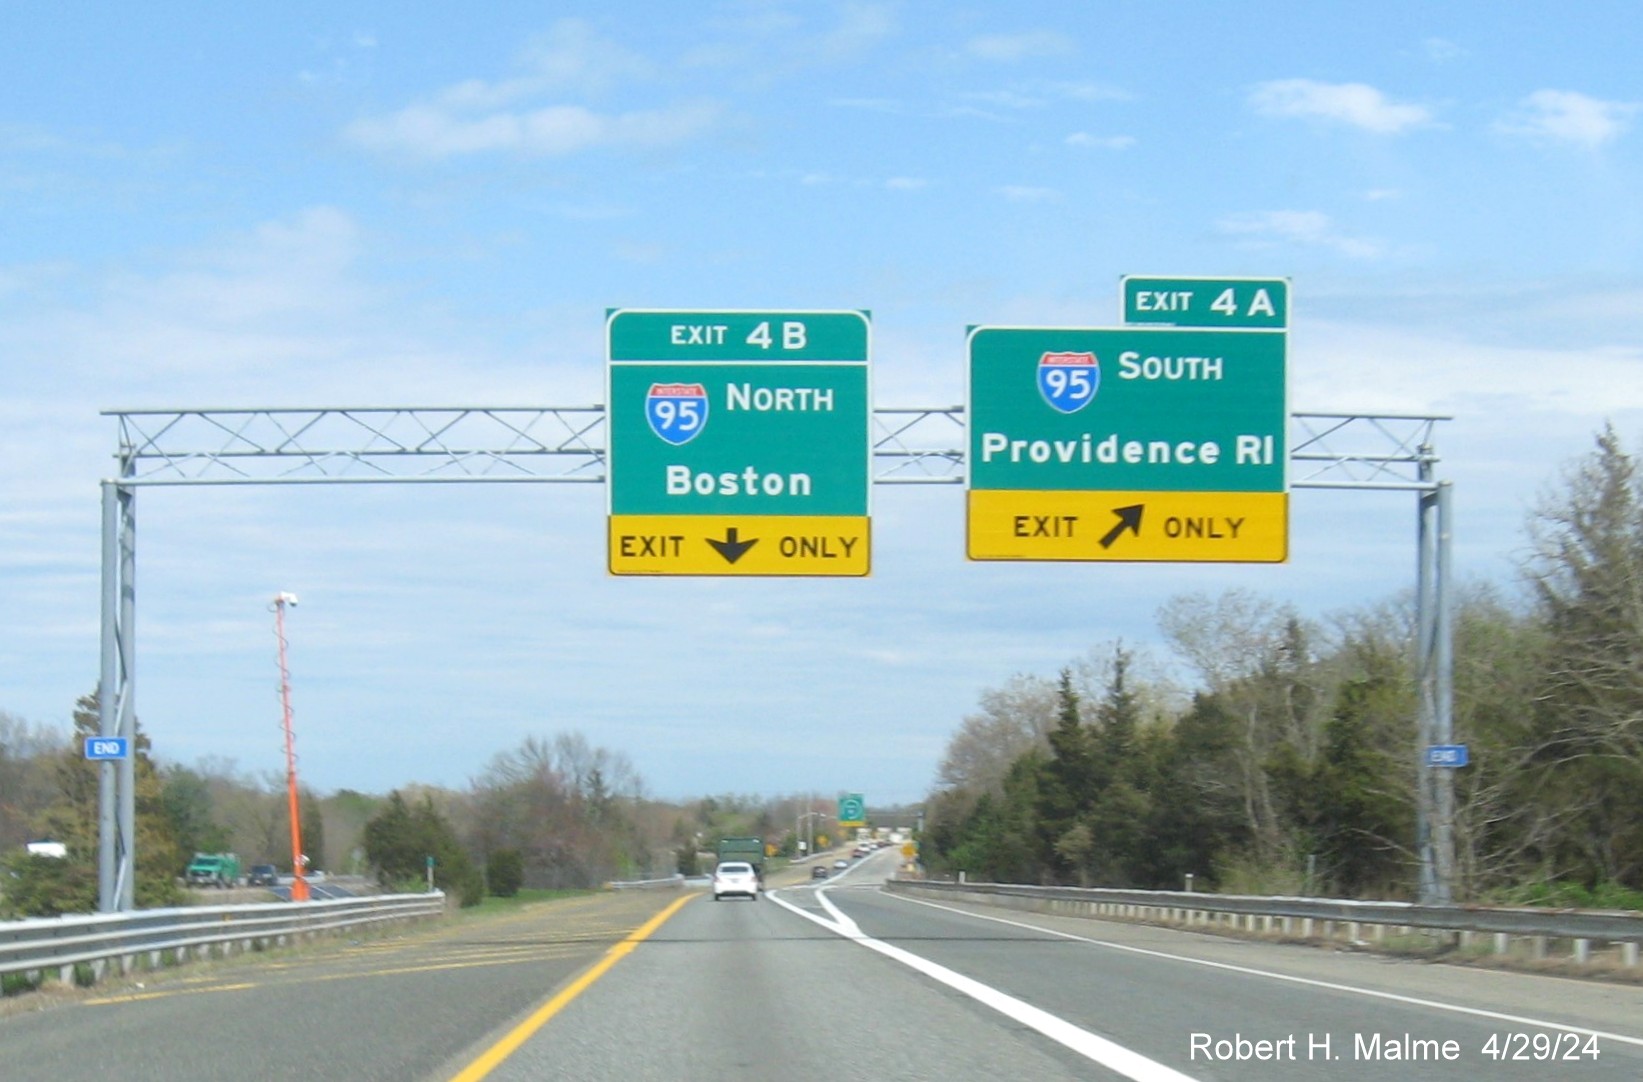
1122, 276, 1289, 329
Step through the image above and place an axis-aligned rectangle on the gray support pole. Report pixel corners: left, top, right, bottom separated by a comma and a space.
1414, 453, 1438, 905
117, 483, 137, 911
1433, 480, 1456, 903
97, 483, 120, 913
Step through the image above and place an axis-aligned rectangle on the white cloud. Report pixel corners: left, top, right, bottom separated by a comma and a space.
997, 185, 1058, 203
1218, 209, 1383, 259
958, 80, 1127, 114
1494, 89, 1637, 149
1249, 79, 1434, 134
961, 88, 1048, 111
298, 28, 381, 86
829, 96, 906, 114
612, 239, 667, 265
0, 206, 588, 404
965, 31, 1074, 63
816, 2, 898, 61
1299, 320, 1643, 418
0, 261, 74, 298
347, 101, 720, 159
1420, 37, 1465, 62
1065, 132, 1135, 150
343, 19, 719, 160
1056, 81, 1131, 103
885, 176, 928, 190
682, 2, 895, 80
513, 19, 657, 98
105, 206, 366, 334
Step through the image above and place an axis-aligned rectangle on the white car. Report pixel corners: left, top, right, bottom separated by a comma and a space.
711, 861, 761, 901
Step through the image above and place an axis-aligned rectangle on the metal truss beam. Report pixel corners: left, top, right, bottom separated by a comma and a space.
105, 407, 1441, 490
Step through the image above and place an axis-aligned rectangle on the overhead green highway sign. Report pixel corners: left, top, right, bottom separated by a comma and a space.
606, 309, 871, 576
966, 324, 1288, 562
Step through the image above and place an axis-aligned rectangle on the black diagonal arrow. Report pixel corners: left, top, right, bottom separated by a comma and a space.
707, 526, 759, 565
1098, 504, 1144, 549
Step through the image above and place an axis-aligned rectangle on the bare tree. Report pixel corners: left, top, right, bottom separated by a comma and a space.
936, 673, 1058, 797
1158, 590, 1333, 868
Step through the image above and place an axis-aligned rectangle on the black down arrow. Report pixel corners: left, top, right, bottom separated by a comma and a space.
707, 527, 759, 564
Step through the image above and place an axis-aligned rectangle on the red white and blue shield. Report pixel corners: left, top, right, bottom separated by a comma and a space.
1037, 352, 1099, 414
645, 383, 709, 445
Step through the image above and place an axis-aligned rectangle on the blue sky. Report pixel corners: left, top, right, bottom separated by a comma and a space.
2, 2, 1640, 805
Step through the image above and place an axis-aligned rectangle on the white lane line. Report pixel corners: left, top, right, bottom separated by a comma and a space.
767, 886, 1200, 1082
884, 890, 1643, 1050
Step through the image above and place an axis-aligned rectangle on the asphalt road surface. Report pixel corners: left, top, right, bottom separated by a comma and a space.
5, 850, 1642, 1081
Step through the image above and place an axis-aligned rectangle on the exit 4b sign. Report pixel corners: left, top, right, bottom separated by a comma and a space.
606, 309, 872, 576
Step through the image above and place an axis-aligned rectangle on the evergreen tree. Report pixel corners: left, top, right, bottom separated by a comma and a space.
1142, 692, 1252, 891
362, 791, 419, 885
1268, 676, 1411, 896
487, 848, 524, 897
945, 754, 1046, 884
1082, 645, 1154, 886
25, 690, 183, 913
363, 790, 483, 905
161, 765, 230, 870
1524, 425, 1643, 887
1035, 669, 1095, 882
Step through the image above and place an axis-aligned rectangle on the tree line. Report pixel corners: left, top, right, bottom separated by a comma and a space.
1, 695, 889, 915
920, 426, 1643, 906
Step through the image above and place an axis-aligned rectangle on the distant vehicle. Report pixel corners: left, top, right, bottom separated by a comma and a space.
833, 858, 849, 869
851, 847, 868, 858
712, 861, 760, 901
247, 864, 279, 887
186, 852, 241, 888
810, 865, 830, 880
24, 840, 67, 859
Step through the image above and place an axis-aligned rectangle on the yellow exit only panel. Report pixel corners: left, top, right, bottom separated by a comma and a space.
609, 515, 870, 576
968, 490, 1287, 563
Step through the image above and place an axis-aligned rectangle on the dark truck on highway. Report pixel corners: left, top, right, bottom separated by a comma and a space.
715, 836, 765, 881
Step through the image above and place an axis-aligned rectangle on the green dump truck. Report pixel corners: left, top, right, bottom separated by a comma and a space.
186, 852, 241, 888
715, 837, 765, 880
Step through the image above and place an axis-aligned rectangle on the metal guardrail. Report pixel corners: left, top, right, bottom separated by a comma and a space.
887, 880, 1643, 968
0, 892, 446, 987
607, 874, 686, 890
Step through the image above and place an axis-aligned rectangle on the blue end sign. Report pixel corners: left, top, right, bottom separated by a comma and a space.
84, 737, 129, 761
1426, 744, 1469, 768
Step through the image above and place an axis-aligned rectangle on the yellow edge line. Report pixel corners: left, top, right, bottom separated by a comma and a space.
447, 892, 696, 1082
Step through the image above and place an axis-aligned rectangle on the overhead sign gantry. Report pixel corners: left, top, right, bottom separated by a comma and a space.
96, 281, 1462, 908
